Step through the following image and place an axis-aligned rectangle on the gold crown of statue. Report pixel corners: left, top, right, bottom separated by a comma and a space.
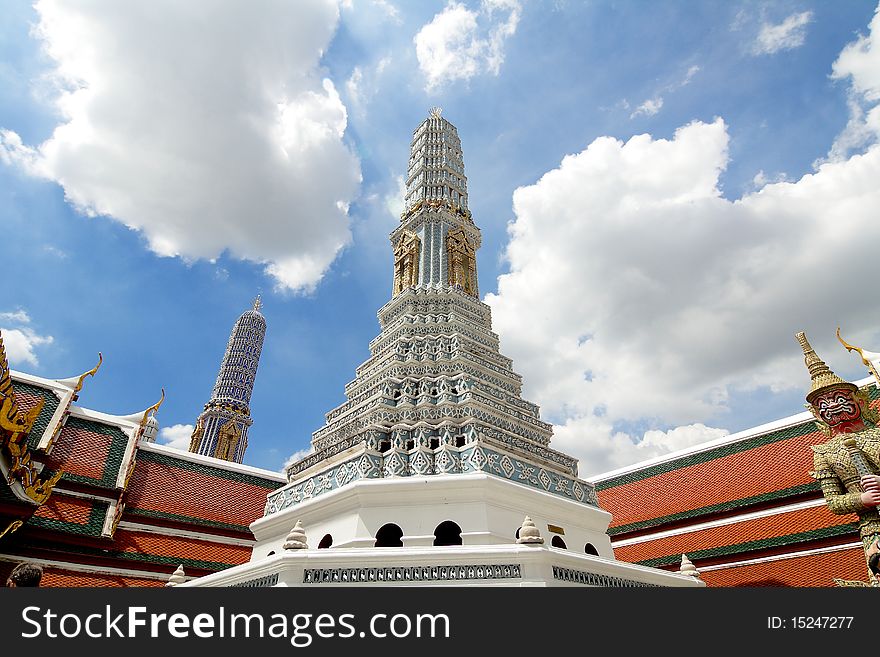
796, 331, 857, 403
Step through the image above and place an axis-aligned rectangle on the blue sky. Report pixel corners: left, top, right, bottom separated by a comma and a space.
2, 0, 879, 477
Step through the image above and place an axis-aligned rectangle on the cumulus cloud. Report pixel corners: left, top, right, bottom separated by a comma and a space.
823, 4, 880, 162
0, 0, 361, 293
414, 0, 521, 91
0, 311, 54, 367
753, 11, 813, 55
158, 424, 194, 451
487, 96, 880, 477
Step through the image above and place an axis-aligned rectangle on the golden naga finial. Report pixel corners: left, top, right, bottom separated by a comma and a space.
796, 331, 853, 402
837, 327, 880, 386
72, 352, 102, 395
140, 387, 165, 428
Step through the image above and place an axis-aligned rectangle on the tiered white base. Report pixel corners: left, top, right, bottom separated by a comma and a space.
182, 474, 702, 588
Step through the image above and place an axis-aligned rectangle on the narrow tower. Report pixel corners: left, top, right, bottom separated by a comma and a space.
278, 108, 591, 508
190, 297, 266, 463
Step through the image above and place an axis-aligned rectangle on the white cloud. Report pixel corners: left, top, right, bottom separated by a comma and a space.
158, 424, 194, 451
753, 11, 813, 55
823, 4, 880, 161
487, 106, 880, 478
0, 0, 361, 293
628, 65, 698, 120
630, 96, 663, 118
346, 56, 392, 112
414, 0, 521, 91
681, 65, 700, 86
1, 328, 54, 368
0, 310, 32, 324
0, 310, 53, 367
560, 419, 730, 479
372, 0, 401, 23
385, 174, 406, 220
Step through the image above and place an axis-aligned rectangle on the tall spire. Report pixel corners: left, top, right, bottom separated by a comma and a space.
795, 331, 854, 402
190, 300, 266, 463
393, 109, 480, 298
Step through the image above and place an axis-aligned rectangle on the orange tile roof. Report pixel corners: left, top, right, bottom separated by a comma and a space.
40, 568, 165, 588
599, 429, 825, 530
49, 421, 114, 482
125, 451, 277, 530
111, 528, 251, 566
613, 503, 854, 566
28, 493, 109, 536
33, 495, 99, 527
701, 546, 868, 587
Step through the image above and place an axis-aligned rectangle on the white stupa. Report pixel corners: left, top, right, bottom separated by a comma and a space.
183, 109, 702, 588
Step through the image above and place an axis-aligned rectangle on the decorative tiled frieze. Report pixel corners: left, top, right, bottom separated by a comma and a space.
267, 441, 598, 516
345, 361, 522, 398
313, 402, 550, 450
551, 566, 659, 588
231, 573, 279, 587
303, 563, 521, 584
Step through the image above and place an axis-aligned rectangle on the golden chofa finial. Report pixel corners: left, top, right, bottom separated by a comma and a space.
837, 327, 880, 385
253, 294, 262, 312
429, 106, 443, 118
73, 352, 102, 396
795, 331, 853, 402
140, 387, 165, 429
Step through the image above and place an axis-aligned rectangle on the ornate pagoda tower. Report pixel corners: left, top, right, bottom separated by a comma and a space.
189, 297, 266, 463
279, 106, 577, 500
183, 111, 700, 589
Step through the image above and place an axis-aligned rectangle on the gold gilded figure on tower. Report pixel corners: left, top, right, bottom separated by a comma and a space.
797, 331, 880, 586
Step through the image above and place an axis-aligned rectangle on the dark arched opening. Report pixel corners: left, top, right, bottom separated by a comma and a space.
318, 534, 333, 549
374, 523, 404, 547
433, 520, 463, 546
515, 527, 521, 540
584, 543, 599, 555
551, 535, 567, 549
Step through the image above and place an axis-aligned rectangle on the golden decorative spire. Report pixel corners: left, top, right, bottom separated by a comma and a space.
795, 331, 853, 401
253, 294, 262, 312
429, 106, 442, 118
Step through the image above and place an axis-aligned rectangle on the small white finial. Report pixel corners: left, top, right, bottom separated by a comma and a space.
166, 564, 186, 587
429, 106, 442, 118
516, 516, 544, 545
283, 520, 308, 550
253, 294, 262, 312
679, 554, 701, 578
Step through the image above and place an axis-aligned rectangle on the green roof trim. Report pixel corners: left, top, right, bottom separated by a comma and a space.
635, 523, 860, 568
607, 482, 821, 536
27, 499, 109, 537
137, 448, 283, 490
60, 416, 129, 489
14, 381, 61, 449
124, 506, 254, 533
